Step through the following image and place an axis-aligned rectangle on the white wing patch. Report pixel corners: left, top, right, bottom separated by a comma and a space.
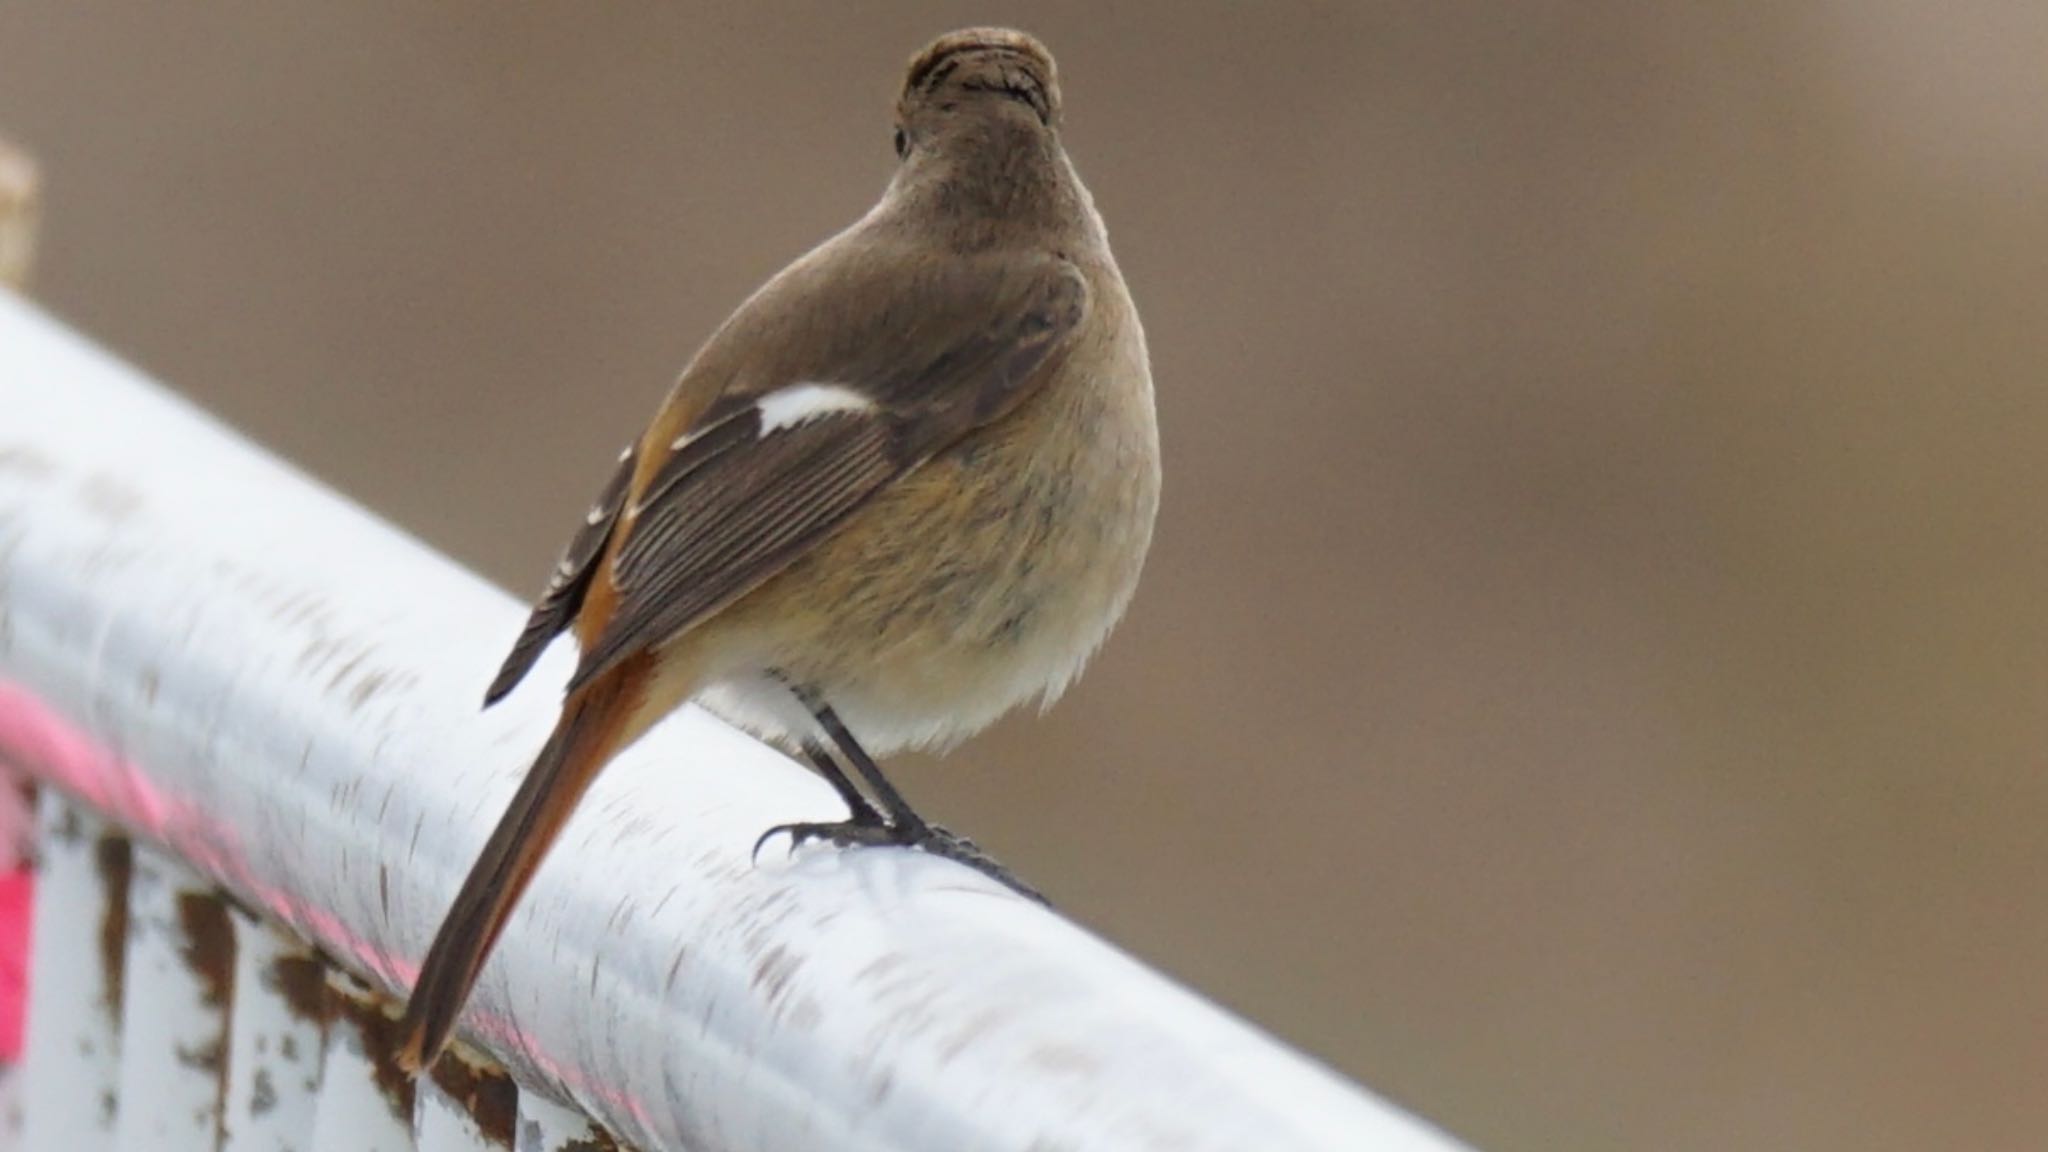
755, 383, 875, 437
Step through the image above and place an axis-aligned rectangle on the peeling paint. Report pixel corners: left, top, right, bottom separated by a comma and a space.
173, 1036, 224, 1074
429, 1048, 520, 1149
176, 890, 235, 1008
20, 799, 126, 1147
266, 951, 331, 1024
112, 850, 232, 1151
328, 977, 414, 1124
517, 1092, 625, 1152
92, 832, 131, 1026
250, 1066, 279, 1115
308, 971, 411, 1152
224, 911, 329, 1149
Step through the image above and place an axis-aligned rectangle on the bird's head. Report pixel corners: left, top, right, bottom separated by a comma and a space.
894, 28, 1062, 165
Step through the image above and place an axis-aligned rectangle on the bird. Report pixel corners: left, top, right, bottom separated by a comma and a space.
394, 26, 1160, 1073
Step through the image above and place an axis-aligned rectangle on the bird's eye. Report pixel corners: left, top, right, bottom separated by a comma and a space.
893, 127, 908, 159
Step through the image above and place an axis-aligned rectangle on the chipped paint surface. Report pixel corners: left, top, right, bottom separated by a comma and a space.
516, 1093, 622, 1152
222, 907, 329, 1152
0, 291, 1465, 1152
328, 971, 415, 1126
416, 1054, 519, 1151
20, 797, 126, 1151
95, 825, 132, 1028
310, 972, 414, 1152
112, 846, 232, 1152
426, 1047, 519, 1149
416, 1080, 493, 1151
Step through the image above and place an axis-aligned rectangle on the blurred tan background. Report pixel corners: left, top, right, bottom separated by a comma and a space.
7, 4, 2048, 1149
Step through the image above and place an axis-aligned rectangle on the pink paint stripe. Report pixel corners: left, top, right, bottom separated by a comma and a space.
0, 678, 644, 1118
0, 678, 409, 984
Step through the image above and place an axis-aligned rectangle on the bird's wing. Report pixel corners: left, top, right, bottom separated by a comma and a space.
486, 245, 1088, 703
483, 441, 638, 705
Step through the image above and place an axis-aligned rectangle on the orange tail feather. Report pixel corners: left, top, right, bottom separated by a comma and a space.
395, 661, 646, 1073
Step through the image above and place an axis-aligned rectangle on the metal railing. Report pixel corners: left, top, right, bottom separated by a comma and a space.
0, 290, 1472, 1151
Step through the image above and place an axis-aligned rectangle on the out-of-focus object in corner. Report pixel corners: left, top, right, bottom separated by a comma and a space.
0, 138, 39, 291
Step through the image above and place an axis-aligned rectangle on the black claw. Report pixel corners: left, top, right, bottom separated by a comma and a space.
752, 811, 889, 861
911, 824, 1048, 904
749, 816, 1047, 904
766, 694, 1043, 902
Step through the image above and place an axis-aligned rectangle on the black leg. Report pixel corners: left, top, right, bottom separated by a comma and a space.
756, 687, 1049, 905
801, 741, 887, 825
752, 742, 887, 860
801, 695, 929, 836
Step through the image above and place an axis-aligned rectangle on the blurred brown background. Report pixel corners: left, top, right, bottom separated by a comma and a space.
7, 4, 2048, 1149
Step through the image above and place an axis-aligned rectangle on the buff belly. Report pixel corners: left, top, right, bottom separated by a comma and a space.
691, 337, 1158, 756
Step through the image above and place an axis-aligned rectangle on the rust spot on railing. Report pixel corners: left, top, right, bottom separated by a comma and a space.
176, 888, 238, 1124
328, 977, 416, 1124
518, 1116, 626, 1152
562, 1124, 623, 1151
93, 831, 131, 1025
176, 890, 235, 1008
430, 1048, 519, 1148
268, 950, 332, 1025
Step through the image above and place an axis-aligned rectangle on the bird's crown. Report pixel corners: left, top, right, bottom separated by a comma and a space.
901, 27, 1061, 126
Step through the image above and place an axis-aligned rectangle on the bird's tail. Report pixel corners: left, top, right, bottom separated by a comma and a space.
394, 660, 647, 1074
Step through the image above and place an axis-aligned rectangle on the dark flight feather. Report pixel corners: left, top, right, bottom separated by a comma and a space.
483, 443, 637, 705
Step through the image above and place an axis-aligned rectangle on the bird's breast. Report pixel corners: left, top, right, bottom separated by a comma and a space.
705, 276, 1158, 755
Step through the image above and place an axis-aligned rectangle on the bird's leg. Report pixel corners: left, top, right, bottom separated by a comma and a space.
759, 691, 1048, 904
802, 740, 888, 825
752, 742, 888, 859
756, 693, 933, 853
805, 697, 931, 836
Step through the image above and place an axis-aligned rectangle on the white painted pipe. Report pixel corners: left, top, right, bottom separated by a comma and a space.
0, 293, 1469, 1152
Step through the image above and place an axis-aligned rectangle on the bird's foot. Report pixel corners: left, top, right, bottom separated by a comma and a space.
754, 813, 893, 857
911, 822, 1047, 904
752, 805, 892, 860
753, 815, 1046, 904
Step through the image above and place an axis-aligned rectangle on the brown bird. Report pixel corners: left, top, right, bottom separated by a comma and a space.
395, 26, 1159, 1073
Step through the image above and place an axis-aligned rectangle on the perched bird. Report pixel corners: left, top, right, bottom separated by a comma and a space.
395, 26, 1159, 1072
